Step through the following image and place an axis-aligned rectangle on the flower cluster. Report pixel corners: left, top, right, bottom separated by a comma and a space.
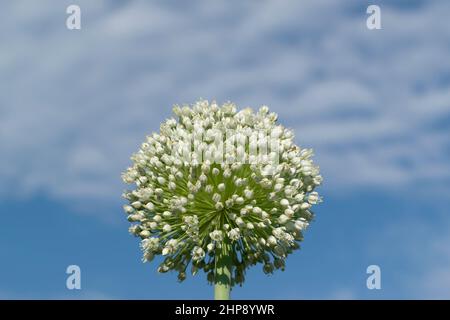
122, 100, 322, 286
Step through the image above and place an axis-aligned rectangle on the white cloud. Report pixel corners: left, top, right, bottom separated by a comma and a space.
0, 0, 449, 205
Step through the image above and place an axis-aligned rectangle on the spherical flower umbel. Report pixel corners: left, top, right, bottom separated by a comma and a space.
122, 100, 322, 299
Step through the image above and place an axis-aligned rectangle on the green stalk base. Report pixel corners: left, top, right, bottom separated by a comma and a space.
214, 242, 232, 300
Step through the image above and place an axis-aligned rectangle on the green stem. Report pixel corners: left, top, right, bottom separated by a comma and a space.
214, 241, 232, 300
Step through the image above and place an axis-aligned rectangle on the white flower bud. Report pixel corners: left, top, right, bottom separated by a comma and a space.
228, 212, 237, 220
223, 169, 231, 178
284, 187, 294, 196
274, 184, 283, 192
143, 251, 154, 262
129, 214, 142, 222
212, 193, 221, 203
209, 230, 223, 241
157, 177, 166, 185
267, 235, 277, 246
192, 246, 205, 261
132, 201, 142, 209
284, 208, 294, 217
278, 214, 289, 224
129, 225, 140, 235
236, 217, 245, 227
201, 163, 210, 173
225, 199, 234, 208
274, 245, 285, 257
295, 193, 304, 202
207, 243, 215, 252
244, 189, 254, 199
162, 224, 172, 232
295, 218, 309, 230
252, 207, 262, 215
139, 230, 151, 238
227, 228, 241, 241
139, 176, 148, 184
307, 192, 319, 204
300, 202, 311, 210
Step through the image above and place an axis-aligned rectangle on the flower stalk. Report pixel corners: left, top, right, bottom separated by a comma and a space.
214, 241, 232, 300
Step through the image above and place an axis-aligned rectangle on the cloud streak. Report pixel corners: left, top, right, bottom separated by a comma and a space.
0, 0, 449, 204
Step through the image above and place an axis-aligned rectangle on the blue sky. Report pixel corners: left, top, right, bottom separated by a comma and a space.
1, 0, 450, 299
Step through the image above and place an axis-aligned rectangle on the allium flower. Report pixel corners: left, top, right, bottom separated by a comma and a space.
122, 100, 322, 299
